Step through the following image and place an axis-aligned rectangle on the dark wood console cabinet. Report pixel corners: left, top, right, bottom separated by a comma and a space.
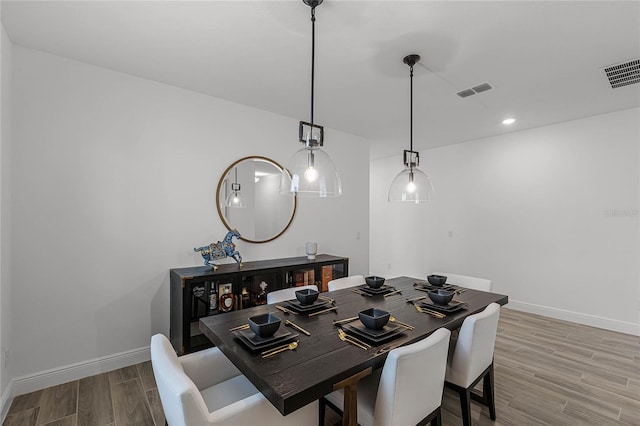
170, 254, 349, 354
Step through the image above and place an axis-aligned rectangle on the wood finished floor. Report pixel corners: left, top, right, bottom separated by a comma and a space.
3, 308, 639, 426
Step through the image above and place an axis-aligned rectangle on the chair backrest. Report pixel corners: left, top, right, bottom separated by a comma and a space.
327, 275, 365, 291
373, 327, 451, 426
432, 272, 492, 292
448, 303, 501, 388
266, 284, 318, 304
150, 334, 210, 426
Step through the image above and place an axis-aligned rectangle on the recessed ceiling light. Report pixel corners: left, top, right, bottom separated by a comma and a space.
502, 118, 516, 125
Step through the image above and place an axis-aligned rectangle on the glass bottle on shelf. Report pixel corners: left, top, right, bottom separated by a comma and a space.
241, 287, 250, 309
255, 281, 268, 305
220, 286, 235, 312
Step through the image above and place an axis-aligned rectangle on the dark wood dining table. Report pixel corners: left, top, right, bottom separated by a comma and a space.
200, 276, 508, 426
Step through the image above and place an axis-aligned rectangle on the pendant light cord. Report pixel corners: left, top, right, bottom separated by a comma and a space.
310, 5, 316, 130
409, 63, 414, 170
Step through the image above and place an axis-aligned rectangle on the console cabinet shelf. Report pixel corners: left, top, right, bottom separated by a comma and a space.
170, 254, 349, 354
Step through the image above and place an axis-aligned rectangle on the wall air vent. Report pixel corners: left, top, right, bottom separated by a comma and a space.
456, 82, 494, 98
602, 59, 640, 89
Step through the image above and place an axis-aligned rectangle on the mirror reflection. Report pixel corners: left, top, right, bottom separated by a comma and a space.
217, 157, 296, 243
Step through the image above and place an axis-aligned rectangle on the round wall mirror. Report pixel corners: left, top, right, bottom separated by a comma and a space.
216, 156, 296, 243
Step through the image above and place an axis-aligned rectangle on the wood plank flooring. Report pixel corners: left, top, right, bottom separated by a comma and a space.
3, 308, 639, 426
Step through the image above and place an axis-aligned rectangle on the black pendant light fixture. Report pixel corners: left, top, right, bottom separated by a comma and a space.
280, 0, 342, 198
388, 54, 434, 204
226, 167, 246, 208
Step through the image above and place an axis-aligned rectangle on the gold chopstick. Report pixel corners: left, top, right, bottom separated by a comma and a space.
406, 295, 427, 303
285, 319, 311, 336
351, 289, 373, 297
308, 306, 338, 317
229, 324, 249, 332
333, 316, 358, 325
384, 289, 403, 297
318, 295, 335, 304
275, 305, 298, 315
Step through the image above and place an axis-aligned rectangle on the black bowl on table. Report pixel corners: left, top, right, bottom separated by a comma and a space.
358, 308, 390, 330
428, 289, 454, 306
365, 276, 386, 289
427, 274, 447, 286
248, 313, 282, 338
295, 288, 319, 305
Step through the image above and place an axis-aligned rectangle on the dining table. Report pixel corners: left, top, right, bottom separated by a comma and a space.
199, 276, 508, 426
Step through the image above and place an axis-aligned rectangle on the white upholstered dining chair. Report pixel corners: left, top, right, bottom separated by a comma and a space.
432, 272, 492, 292
150, 334, 317, 426
320, 328, 451, 426
445, 302, 501, 426
266, 284, 318, 304
327, 275, 365, 291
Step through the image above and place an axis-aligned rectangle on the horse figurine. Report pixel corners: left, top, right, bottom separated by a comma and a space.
194, 229, 243, 270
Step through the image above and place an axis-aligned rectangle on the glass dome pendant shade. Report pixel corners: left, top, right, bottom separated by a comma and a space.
388, 151, 434, 204
280, 0, 342, 198
281, 128, 342, 197
388, 54, 434, 204
226, 168, 246, 208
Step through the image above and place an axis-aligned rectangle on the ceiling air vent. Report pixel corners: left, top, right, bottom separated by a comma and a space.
602, 59, 640, 89
456, 82, 494, 98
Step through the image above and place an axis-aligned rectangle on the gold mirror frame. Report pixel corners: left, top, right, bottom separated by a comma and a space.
216, 156, 297, 243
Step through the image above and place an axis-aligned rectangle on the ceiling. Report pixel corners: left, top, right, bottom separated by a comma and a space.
2, 1, 639, 159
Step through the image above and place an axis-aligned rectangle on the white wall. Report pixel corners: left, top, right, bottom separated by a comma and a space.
9, 46, 369, 383
371, 108, 639, 335
0, 19, 13, 407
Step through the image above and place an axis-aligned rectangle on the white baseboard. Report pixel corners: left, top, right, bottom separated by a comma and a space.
2, 345, 150, 418
1, 380, 14, 424
507, 300, 640, 336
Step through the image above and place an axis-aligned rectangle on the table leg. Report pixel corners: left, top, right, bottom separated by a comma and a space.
333, 367, 372, 426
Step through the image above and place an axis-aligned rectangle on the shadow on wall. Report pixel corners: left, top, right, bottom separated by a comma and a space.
94, 270, 169, 360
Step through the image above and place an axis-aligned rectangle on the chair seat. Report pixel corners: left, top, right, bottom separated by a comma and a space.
201, 374, 260, 413
324, 369, 381, 426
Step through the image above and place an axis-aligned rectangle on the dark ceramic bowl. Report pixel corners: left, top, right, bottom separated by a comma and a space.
358, 308, 390, 330
295, 288, 319, 305
248, 313, 281, 338
428, 289, 454, 306
365, 276, 386, 289
427, 275, 448, 286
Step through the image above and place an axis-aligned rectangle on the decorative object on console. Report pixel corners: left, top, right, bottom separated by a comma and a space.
280, 0, 341, 198
193, 229, 243, 270
305, 242, 318, 259
388, 54, 435, 204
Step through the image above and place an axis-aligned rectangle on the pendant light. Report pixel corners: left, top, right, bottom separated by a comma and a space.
388, 54, 434, 204
226, 167, 246, 208
280, 0, 342, 198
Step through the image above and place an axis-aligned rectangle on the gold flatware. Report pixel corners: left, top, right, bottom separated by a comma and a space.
275, 305, 298, 315
337, 330, 369, 350
285, 319, 311, 336
308, 306, 338, 317
333, 316, 358, 325
261, 341, 299, 358
414, 304, 446, 318
413, 287, 431, 293
318, 295, 336, 304
406, 295, 427, 303
383, 289, 403, 297
338, 329, 371, 349
351, 289, 373, 297
389, 316, 414, 330
228, 324, 249, 332
452, 300, 469, 306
